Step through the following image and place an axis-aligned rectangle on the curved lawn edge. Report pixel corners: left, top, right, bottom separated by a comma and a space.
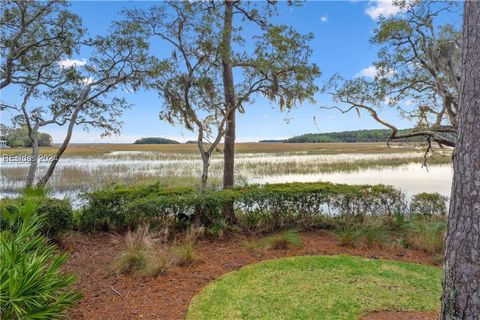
186, 255, 441, 320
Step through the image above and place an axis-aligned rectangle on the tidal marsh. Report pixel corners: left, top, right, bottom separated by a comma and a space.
1, 143, 452, 199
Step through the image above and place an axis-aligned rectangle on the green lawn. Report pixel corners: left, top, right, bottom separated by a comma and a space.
186, 255, 441, 320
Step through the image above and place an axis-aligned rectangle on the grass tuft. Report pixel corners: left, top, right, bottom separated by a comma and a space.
171, 228, 198, 266
335, 226, 361, 247
111, 226, 169, 277
261, 229, 304, 250
404, 220, 446, 255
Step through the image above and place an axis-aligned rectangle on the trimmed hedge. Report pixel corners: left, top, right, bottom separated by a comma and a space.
80, 182, 407, 232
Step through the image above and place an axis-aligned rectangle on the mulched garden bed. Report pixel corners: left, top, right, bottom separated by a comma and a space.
63, 230, 440, 320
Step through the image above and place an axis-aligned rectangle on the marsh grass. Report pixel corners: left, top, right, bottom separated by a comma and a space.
1, 142, 451, 194
0, 142, 437, 156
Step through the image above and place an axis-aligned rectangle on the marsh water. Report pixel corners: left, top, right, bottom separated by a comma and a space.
1, 150, 453, 202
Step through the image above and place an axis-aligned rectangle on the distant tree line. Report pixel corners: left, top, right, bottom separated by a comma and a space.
260, 128, 456, 144
287, 129, 427, 143
133, 137, 179, 144
0, 125, 52, 147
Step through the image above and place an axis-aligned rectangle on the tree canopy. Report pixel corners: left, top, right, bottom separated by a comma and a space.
325, 0, 461, 150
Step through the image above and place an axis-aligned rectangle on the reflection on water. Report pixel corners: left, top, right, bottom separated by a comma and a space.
250, 163, 453, 198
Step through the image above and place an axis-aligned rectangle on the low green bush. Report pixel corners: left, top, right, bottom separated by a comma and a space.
1, 193, 73, 240
36, 198, 73, 239
410, 192, 448, 216
0, 199, 81, 319
80, 181, 407, 233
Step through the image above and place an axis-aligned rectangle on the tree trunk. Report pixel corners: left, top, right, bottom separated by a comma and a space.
193, 153, 210, 227
440, 2, 480, 319
221, 0, 238, 224
25, 135, 39, 187
200, 155, 209, 193
222, 0, 235, 189
37, 109, 80, 187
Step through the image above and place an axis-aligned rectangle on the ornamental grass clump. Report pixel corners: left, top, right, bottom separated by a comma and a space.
112, 226, 169, 277
404, 219, 446, 255
261, 229, 304, 250
171, 227, 198, 266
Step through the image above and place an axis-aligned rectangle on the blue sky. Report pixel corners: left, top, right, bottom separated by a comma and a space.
0, 1, 460, 143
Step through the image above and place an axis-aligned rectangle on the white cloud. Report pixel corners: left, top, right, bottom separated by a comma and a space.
365, 0, 404, 20
58, 58, 87, 68
81, 77, 94, 85
355, 65, 377, 78
320, 15, 328, 23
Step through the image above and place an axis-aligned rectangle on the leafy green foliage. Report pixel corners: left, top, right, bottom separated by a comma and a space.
1, 192, 73, 240
36, 198, 73, 239
0, 200, 81, 319
80, 181, 407, 232
410, 192, 448, 216
0, 126, 53, 147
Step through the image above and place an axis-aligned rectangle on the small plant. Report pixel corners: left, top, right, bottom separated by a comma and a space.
405, 220, 446, 255
171, 228, 198, 266
207, 220, 229, 239
360, 226, 389, 248
240, 238, 259, 252
111, 226, 168, 277
335, 226, 361, 247
0, 199, 81, 319
261, 229, 304, 250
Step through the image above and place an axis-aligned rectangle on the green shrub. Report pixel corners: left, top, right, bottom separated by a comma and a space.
1, 193, 73, 240
0, 200, 81, 319
36, 198, 73, 239
80, 182, 407, 232
410, 192, 448, 216
261, 229, 304, 250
